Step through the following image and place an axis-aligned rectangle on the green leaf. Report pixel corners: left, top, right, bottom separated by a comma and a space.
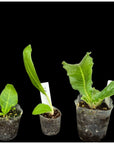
23, 44, 47, 96
62, 52, 93, 104
32, 103, 52, 115
93, 81, 114, 107
0, 112, 3, 116
62, 52, 114, 108
23, 45, 54, 114
0, 84, 18, 115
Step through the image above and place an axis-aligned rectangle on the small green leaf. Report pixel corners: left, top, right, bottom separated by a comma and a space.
32, 103, 52, 115
0, 84, 18, 115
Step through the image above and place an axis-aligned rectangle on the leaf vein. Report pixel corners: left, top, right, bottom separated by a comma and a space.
4, 87, 11, 114
78, 65, 90, 100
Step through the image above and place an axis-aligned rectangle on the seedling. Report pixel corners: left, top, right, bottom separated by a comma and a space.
23, 44, 54, 115
0, 84, 18, 117
62, 52, 114, 109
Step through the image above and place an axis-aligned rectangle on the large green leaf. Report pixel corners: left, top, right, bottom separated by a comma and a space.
62, 52, 93, 104
62, 52, 114, 108
23, 44, 47, 96
0, 84, 18, 115
23, 45, 53, 114
32, 103, 52, 115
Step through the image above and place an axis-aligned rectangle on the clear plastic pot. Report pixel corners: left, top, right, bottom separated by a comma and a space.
0, 104, 23, 141
39, 107, 61, 136
74, 95, 113, 141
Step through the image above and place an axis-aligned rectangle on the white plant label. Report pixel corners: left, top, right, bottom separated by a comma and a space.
105, 80, 112, 107
107, 80, 112, 85
40, 82, 52, 106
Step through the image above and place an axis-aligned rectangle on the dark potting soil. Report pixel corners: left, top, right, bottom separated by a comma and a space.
0, 107, 21, 119
79, 100, 109, 110
42, 109, 60, 119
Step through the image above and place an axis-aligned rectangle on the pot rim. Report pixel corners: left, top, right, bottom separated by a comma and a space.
39, 106, 61, 120
74, 95, 114, 112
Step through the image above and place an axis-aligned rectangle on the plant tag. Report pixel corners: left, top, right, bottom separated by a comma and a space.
105, 80, 112, 107
107, 80, 112, 85
40, 82, 52, 106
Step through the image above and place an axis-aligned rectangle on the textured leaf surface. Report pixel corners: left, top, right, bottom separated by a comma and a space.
32, 103, 52, 115
62, 52, 93, 104
23, 44, 47, 96
0, 84, 18, 115
93, 81, 114, 106
62, 52, 114, 108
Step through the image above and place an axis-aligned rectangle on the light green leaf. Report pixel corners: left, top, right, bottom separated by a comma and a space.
0, 112, 3, 116
23, 44, 47, 96
62, 52, 93, 104
0, 84, 18, 115
32, 103, 52, 115
62, 52, 114, 108
23, 45, 53, 114
93, 81, 114, 107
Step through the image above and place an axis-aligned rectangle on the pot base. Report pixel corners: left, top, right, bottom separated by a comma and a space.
79, 135, 102, 142
0, 104, 23, 141
75, 95, 113, 142
39, 107, 61, 136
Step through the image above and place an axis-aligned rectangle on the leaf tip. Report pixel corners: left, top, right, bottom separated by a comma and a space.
23, 44, 32, 55
86, 51, 92, 56
62, 61, 65, 65
5, 84, 13, 89
62, 61, 68, 66
32, 111, 35, 115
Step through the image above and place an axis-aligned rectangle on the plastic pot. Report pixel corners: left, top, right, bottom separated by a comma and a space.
0, 104, 23, 141
74, 95, 113, 141
39, 107, 61, 136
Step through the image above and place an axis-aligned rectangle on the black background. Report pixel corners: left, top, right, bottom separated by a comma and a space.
0, 2, 114, 142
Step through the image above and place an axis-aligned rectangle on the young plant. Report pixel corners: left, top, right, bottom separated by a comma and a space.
23, 44, 54, 115
62, 52, 114, 109
0, 84, 18, 116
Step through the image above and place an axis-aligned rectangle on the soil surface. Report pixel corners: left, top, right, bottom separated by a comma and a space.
42, 109, 60, 119
79, 100, 109, 110
0, 107, 20, 118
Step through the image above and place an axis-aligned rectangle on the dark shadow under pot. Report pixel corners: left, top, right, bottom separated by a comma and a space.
74, 95, 113, 142
39, 107, 61, 136
0, 104, 23, 141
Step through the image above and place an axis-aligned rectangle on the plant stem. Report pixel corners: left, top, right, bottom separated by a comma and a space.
3, 114, 5, 118
46, 94, 54, 115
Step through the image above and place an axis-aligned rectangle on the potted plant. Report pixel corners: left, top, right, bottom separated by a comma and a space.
62, 52, 114, 141
0, 84, 23, 141
23, 44, 61, 136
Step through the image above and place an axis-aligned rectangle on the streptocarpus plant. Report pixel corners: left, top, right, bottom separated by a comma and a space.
23, 44, 54, 115
62, 52, 114, 109
0, 84, 18, 116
